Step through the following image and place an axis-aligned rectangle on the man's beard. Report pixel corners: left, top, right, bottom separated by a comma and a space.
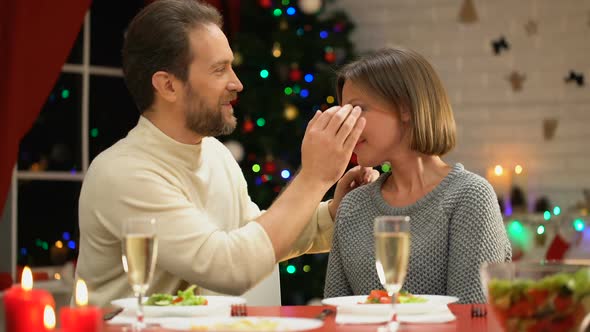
184, 86, 237, 137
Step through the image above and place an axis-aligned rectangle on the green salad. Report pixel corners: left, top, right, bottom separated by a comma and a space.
363, 289, 428, 304
488, 268, 590, 332
145, 285, 208, 306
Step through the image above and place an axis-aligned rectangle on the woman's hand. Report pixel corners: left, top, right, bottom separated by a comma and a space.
328, 165, 380, 219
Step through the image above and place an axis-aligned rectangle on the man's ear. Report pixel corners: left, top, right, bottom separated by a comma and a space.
152, 71, 179, 103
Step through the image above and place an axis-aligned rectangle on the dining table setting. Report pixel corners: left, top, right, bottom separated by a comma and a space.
95, 216, 504, 331
99, 302, 503, 332
3, 216, 589, 331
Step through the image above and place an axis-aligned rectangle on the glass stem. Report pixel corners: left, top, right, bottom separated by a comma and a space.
391, 292, 397, 322
388, 293, 398, 332
135, 291, 145, 330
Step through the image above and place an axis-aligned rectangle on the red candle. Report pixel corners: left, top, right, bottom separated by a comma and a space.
3, 266, 56, 332
59, 279, 102, 332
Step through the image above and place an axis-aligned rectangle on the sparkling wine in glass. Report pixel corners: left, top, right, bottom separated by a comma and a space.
374, 215, 410, 331
122, 218, 158, 331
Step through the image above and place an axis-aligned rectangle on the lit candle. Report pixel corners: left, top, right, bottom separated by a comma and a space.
486, 165, 512, 199
3, 266, 56, 332
50, 240, 69, 265
44, 305, 57, 330
512, 164, 529, 212
59, 279, 102, 332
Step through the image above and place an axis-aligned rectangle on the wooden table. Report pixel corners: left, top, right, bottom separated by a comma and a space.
103, 304, 503, 331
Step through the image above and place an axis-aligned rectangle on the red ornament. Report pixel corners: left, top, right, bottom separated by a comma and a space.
289, 68, 303, 82
545, 233, 570, 260
259, 0, 272, 8
243, 118, 255, 133
324, 51, 336, 63
273, 185, 282, 193
264, 162, 277, 174
333, 22, 345, 32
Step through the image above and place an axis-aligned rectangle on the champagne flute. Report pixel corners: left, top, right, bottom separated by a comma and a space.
374, 215, 410, 331
121, 218, 158, 331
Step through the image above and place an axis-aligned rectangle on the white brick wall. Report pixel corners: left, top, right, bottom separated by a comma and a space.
327, 0, 590, 210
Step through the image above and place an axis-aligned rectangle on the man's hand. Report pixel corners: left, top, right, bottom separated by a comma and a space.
299, 104, 366, 190
328, 166, 380, 219
256, 104, 365, 261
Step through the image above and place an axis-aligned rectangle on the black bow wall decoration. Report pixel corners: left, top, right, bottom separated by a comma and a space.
491, 36, 510, 55
565, 71, 585, 87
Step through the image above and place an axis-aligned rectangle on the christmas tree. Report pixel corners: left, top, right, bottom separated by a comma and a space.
225, 0, 356, 304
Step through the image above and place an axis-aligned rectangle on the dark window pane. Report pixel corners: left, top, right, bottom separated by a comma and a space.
90, 0, 145, 66
89, 76, 139, 161
65, 27, 84, 64
18, 74, 82, 172
17, 181, 82, 267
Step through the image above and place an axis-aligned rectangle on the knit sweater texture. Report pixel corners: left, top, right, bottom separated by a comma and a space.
324, 163, 511, 303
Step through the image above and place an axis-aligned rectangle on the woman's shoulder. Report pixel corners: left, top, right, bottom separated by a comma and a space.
447, 164, 495, 196
441, 164, 500, 215
443, 166, 504, 231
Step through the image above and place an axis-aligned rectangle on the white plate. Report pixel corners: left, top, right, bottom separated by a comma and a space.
321, 294, 459, 315
159, 316, 324, 331
111, 295, 246, 317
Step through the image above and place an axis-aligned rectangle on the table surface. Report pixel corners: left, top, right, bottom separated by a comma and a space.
102, 304, 503, 331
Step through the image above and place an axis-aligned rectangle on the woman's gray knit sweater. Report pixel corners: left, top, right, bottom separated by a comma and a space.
324, 163, 511, 303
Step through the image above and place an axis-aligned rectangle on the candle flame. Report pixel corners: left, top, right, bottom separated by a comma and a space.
75, 279, 89, 306
494, 165, 503, 176
43, 305, 56, 329
515, 165, 523, 175
21, 266, 33, 290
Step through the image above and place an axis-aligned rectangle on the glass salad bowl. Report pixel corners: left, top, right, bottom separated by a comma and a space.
481, 260, 590, 332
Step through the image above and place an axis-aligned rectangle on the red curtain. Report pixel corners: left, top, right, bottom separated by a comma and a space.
203, 0, 241, 38
0, 0, 91, 212
144, 0, 241, 37
0, 0, 237, 212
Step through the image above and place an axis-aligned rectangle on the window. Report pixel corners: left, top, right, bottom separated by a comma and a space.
13, 2, 144, 267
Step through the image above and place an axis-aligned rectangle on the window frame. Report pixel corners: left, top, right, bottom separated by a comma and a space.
9, 12, 126, 279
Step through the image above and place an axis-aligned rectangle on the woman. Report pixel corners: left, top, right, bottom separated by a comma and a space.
323, 47, 511, 304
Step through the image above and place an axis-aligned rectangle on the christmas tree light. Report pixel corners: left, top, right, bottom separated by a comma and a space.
573, 219, 585, 232
544, 211, 551, 221
228, 0, 356, 304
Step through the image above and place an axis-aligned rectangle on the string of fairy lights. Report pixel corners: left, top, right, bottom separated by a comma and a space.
506, 206, 587, 250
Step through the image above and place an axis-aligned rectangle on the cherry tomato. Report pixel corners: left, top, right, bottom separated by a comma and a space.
553, 296, 572, 312
379, 296, 392, 304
